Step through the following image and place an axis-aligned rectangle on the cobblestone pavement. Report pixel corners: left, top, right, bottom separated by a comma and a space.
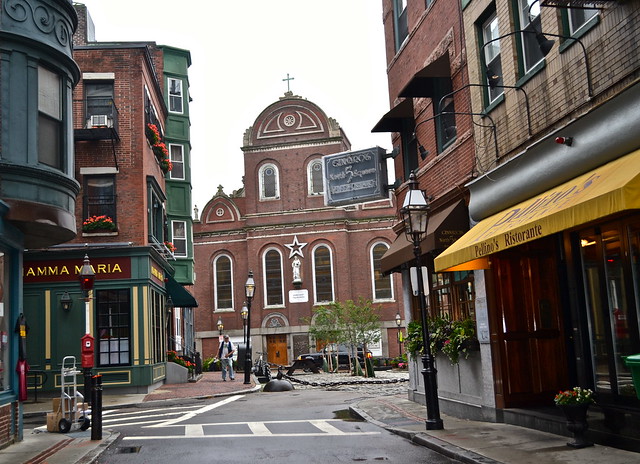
281, 369, 410, 395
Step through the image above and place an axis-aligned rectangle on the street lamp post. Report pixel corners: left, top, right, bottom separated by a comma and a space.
241, 303, 248, 347
78, 254, 95, 405
217, 316, 224, 338
243, 272, 255, 385
395, 311, 402, 357
400, 172, 444, 430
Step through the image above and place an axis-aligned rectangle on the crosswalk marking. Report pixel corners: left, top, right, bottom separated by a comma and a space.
101, 397, 381, 441
123, 419, 380, 440
247, 422, 272, 436
185, 424, 204, 436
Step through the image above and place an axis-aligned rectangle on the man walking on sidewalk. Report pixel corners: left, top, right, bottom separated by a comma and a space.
218, 335, 235, 381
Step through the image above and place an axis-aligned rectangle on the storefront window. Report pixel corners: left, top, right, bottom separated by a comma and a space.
96, 289, 131, 366
431, 271, 475, 320
580, 223, 639, 398
0, 252, 8, 391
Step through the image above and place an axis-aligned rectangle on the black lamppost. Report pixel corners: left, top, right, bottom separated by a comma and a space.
241, 303, 248, 347
243, 271, 255, 385
400, 172, 443, 430
78, 255, 95, 405
395, 311, 403, 357
217, 316, 224, 337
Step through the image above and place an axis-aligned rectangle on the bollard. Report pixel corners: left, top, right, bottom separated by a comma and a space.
91, 375, 102, 440
84, 368, 92, 407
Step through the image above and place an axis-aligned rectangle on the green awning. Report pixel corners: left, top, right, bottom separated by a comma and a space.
166, 276, 198, 307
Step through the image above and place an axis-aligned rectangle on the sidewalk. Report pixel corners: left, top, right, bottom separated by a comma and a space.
3, 372, 638, 464
1, 371, 259, 464
350, 395, 639, 464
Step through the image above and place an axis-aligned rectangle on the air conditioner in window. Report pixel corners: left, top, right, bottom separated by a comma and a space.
87, 115, 113, 128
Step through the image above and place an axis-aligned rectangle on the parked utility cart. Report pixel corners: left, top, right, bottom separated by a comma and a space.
47, 356, 90, 433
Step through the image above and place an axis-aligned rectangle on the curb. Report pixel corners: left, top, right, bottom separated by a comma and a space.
349, 405, 502, 464
75, 431, 121, 464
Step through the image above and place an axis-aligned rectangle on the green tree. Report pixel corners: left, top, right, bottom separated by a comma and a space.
311, 297, 381, 377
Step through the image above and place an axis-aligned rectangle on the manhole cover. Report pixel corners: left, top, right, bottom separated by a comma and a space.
117, 446, 141, 454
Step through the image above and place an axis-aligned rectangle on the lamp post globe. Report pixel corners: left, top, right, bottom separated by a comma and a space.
243, 271, 255, 385
401, 172, 443, 430
241, 303, 248, 347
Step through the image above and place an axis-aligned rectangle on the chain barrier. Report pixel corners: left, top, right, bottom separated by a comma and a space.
272, 365, 409, 388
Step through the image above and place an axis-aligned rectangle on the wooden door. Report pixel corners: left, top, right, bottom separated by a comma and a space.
491, 237, 568, 407
267, 334, 288, 366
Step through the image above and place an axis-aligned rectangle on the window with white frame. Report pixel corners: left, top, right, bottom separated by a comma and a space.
481, 11, 503, 104
517, 0, 545, 74
393, 0, 408, 52
308, 159, 324, 195
171, 220, 187, 257
567, 7, 598, 36
371, 243, 393, 301
169, 144, 185, 180
214, 255, 233, 311
38, 66, 62, 169
259, 163, 280, 200
263, 249, 284, 306
168, 78, 183, 113
313, 245, 334, 304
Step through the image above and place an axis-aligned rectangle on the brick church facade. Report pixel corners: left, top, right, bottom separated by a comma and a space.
193, 92, 405, 366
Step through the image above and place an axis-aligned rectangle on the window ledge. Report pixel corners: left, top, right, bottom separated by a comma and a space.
82, 231, 118, 237
515, 59, 546, 88
482, 94, 505, 116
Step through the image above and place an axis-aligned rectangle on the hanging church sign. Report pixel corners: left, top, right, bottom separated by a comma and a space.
323, 146, 389, 207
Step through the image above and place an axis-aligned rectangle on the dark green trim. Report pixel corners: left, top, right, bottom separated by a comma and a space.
483, 93, 505, 115
515, 59, 546, 88
559, 13, 600, 54
461, 0, 472, 10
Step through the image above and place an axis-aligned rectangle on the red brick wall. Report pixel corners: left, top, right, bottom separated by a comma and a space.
70, 45, 167, 246
0, 403, 17, 449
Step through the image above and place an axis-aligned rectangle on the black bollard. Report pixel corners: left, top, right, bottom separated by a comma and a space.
84, 368, 92, 407
91, 375, 102, 440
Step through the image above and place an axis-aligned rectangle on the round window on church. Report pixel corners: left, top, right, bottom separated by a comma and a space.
283, 114, 295, 127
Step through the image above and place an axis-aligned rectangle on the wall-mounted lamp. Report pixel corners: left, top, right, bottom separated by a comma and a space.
418, 145, 429, 161
555, 136, 573, 146
437, 83, 532, 136
413, 111, 500, 162
480, 30, 592, 97
60, 291, 73, 311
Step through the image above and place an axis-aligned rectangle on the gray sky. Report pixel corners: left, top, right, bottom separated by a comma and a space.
77, 1, 393, 211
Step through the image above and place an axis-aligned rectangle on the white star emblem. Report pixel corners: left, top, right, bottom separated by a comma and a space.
285, 235, 307, 258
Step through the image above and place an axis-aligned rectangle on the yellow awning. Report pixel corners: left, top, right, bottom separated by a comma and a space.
434, 149, 640, 272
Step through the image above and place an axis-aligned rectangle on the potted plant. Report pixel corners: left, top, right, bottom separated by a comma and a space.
164, 241, 176, 253
82, 215, 116, 232
554, 386, 595, 448
160, 157, 173, 174
146, 123, 160, 145
405, 317, 478, 365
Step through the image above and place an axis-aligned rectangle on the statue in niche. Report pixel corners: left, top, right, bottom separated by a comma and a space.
292, 256, 302, 286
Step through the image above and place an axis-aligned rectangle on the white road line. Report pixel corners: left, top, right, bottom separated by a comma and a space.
247, 422, 272, 436
185, 424, 204, 436
123, 431, 380, 440
309, 420, 344, 434
147, 394, 243, 428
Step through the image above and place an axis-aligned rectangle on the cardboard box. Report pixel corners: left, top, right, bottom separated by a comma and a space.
52, 397, 87, 414
47, 411, 61, 433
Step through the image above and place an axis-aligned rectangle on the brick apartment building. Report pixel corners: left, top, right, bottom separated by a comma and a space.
193, 92, 405, 367
22, 4, 197, 395
373, 0, 479, 419
379, 0, 640, 451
